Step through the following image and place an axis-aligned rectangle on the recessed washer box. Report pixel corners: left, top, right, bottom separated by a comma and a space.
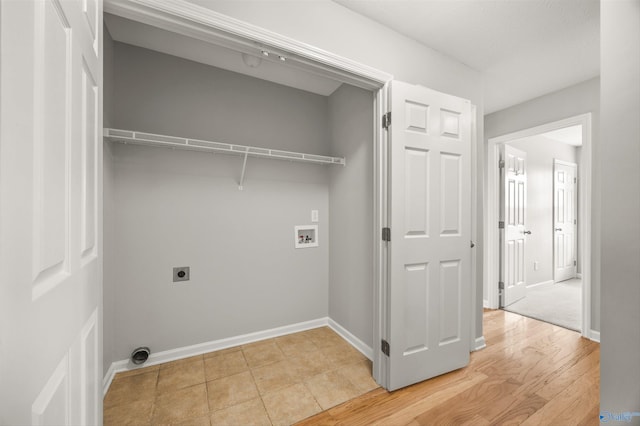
295, 225, 318, 248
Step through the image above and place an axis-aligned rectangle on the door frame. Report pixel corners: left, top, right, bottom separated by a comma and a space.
553, 159, 579, 283
103, 0, 480, 390
485, 113, 593, 339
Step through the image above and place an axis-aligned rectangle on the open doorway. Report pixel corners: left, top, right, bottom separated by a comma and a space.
485, 114, 593, 337
499, 126, 582, 331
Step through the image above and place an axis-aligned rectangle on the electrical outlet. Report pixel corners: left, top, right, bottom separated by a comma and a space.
311, 210, 319, 223
173, 266, 190, 282
533, 261, 539, 271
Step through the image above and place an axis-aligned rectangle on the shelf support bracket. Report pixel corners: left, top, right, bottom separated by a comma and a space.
239, 149, 249, 190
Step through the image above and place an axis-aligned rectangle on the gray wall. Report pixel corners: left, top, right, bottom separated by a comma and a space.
328, 84, 374, 347
189, 0, 486, 344
102, 26, 116, 374
105, 43, 331, 362
509, 136, 578, 286
485, 77, 600, 332
600, 0, 640, 417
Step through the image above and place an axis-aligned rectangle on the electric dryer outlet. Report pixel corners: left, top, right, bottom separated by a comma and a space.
173, 267, 190, 282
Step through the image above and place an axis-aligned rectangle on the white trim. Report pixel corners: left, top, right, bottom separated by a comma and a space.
470, 104, 479, 353
373, 83, 390, 389
328, 319, 374, 360
372, 89, 383, 385
589, 329, 600, 343
101, 317, 378, 395
103, 317, 330, 395
554, 159, 578, 168
577, 273, 583, 279
526, 279, 554, 289
483, 299, 490, 309
102, 362, 117, 397
103, 0, 392, 91
485, 130, 501, 309
485, 113, 593, 340
473, 336, 487, 352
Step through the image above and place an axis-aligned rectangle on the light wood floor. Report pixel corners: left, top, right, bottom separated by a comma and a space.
298, 309, 600, 426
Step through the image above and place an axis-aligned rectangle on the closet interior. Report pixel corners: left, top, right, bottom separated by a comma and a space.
102, 14, 376, 377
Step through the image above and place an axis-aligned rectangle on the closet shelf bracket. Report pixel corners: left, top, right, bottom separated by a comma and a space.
239, 149, 249, 191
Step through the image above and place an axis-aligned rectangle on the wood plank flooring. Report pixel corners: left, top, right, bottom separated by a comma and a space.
297, 309, 600, 426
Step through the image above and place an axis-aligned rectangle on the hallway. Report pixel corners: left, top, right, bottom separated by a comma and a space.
504, 279, 582, 331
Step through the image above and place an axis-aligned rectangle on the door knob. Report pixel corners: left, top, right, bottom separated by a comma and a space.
523, 230, 532, 234
555, 228, 562, 231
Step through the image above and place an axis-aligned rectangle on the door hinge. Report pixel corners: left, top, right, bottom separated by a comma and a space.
382, 227, 391, 242
498, 221, 505, 229
574, 219, 577, 225
574, 177, 577, 184
381, 339, 390, 356
574, 260, 577, 266
499, 160, 505, 169
382, 112, 391, 130
470, 240, 475, 248
498, 281, 505, 290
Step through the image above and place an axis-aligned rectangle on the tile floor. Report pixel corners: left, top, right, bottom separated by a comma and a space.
104, 327, 379, 426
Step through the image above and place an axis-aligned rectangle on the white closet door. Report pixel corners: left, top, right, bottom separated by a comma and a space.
0, 1, 102, 424
553, 160, 578, 282
501, 145, 528, 307
386, 80, 471, 391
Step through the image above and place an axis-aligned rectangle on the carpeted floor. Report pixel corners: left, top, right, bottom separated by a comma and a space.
503, 278, 582, 332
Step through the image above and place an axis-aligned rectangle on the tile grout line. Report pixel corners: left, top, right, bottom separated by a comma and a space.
150, 367, 160, 424
242, 347, 275, 425
301, 379, 326, 415
204, 357, 213, 419
259, 394, 275, 426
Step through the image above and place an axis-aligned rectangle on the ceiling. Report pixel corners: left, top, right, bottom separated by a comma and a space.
541, 125, 583, 146
333, 0, 600, 113
104, 14, 343, 96
105, 0, 600, 114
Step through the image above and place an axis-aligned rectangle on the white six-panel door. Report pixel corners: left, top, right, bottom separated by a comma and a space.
0, 1, 102, 424
501, 145, 527, 307
387, 81, 471, 391
554, 160, 578, 282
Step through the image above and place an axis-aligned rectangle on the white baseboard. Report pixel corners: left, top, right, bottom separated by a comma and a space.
328, 318, 374, 360
102, 362, 117, 397
589, 329, 600, 343
526, 279, 554, 289
473, 336, 487, 351
483, 299, 490, 309
103, 317, 329, 396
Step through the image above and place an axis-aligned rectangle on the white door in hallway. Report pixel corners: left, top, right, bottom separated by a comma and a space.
386, 81, 471, 391
501, 145, 527, 307
553, 160, 578, 282
0, 1, 102, 424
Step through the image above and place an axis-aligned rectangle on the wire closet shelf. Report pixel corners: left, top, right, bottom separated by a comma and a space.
103, 128, 346, 166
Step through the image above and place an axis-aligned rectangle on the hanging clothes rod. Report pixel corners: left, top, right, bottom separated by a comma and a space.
103, 128, 346, 166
